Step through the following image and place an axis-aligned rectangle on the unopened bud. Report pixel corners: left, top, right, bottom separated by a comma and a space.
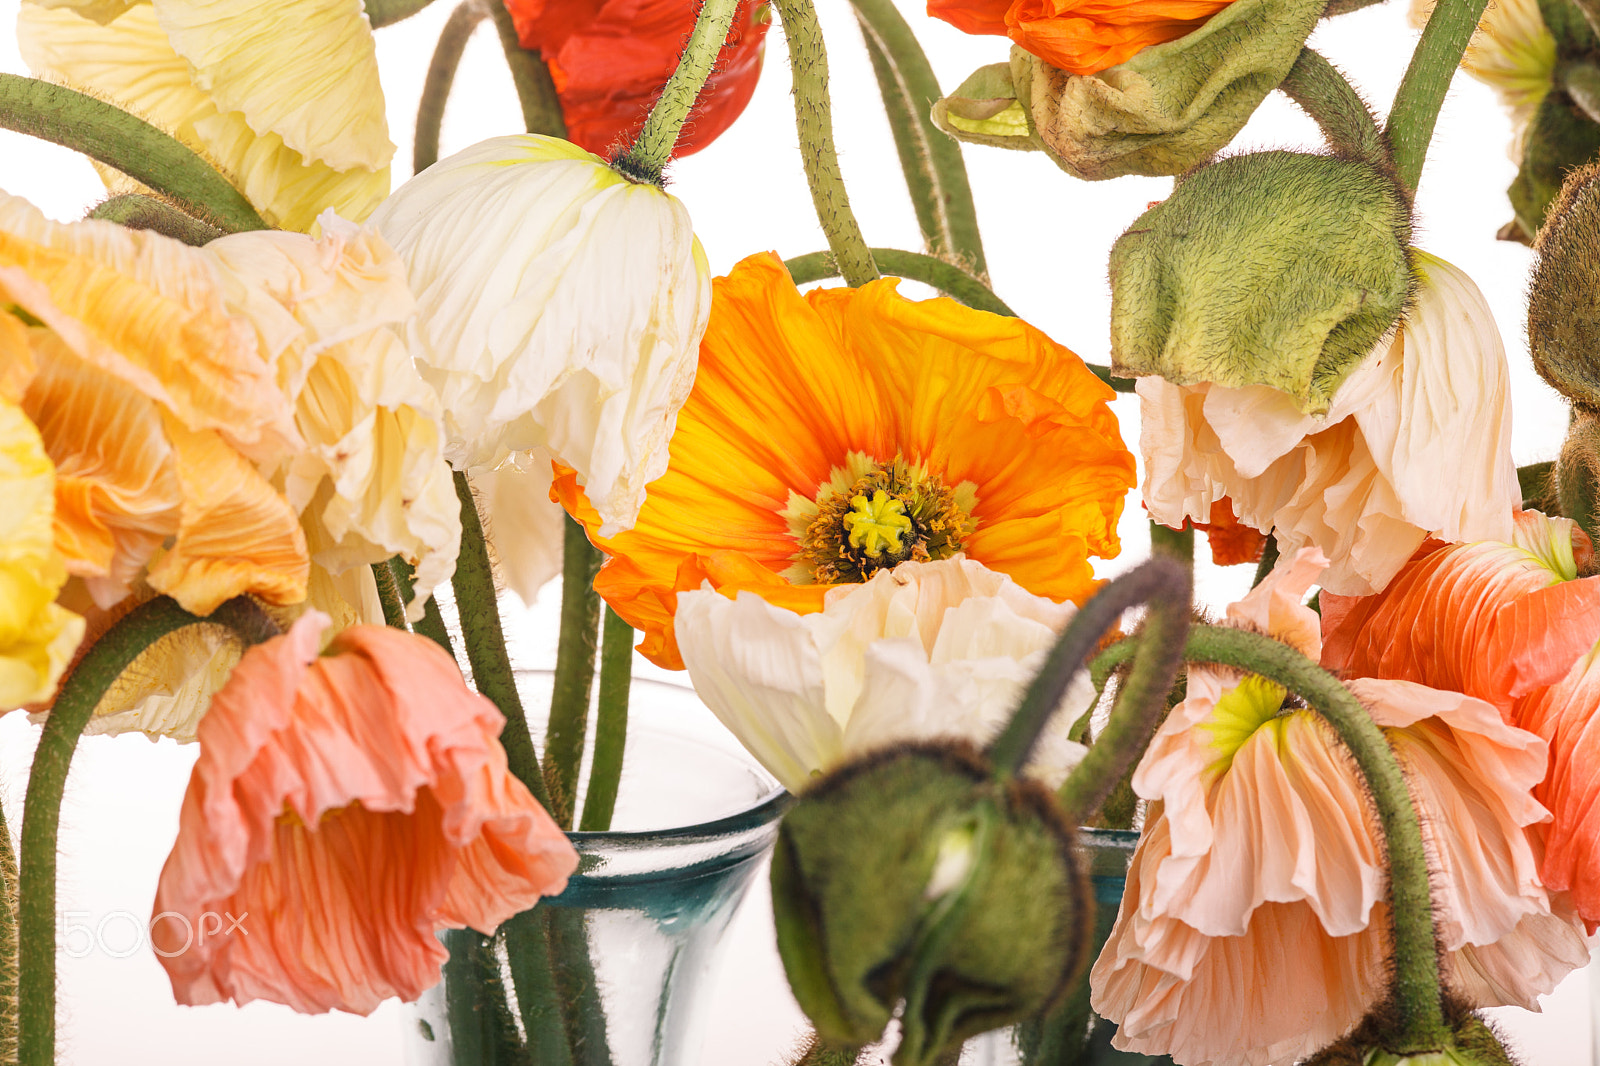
1529, 161, 1600, 406
1109, 150, 1412, 414
771, 743, 1088, 1066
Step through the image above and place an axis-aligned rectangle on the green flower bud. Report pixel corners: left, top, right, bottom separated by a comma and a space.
1508, 91, 1600, 240
1529, 161, 1600, 406
930, 0, 1322, 181
771, 743, 1088, 1066
1109, 150, 1413, 413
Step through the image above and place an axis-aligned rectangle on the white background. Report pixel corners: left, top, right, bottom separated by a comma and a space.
0, 0, 1594, 1062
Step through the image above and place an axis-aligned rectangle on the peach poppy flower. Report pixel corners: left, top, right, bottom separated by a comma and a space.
152, 611, 577, 1014
926, 0, 1235, 77
555, 251, 1136, 670
1089, 549, 1589, 1066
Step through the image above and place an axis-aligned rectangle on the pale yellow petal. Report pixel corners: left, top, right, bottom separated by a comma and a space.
474, 455, 565, 605
151, 0, 392, 172
30, 0, 143, 24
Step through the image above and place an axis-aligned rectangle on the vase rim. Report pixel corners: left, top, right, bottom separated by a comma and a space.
565, 785, 794, 845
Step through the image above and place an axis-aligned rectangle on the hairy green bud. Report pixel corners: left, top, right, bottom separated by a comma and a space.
1529, 161, 1600, 409
930, 0, 1322, 181
1109, 150, 1413, 413
1509, 91, 1600, 240
771, 744, 1088, 1066
1304, 1008, 1518, 1066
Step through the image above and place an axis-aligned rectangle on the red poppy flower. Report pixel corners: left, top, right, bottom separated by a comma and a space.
506, 0, 770, 159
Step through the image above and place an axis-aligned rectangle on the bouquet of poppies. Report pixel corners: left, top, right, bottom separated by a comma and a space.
2, 0, 1599, 1062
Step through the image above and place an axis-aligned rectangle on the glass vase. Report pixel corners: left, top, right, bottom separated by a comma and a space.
406, 675, 788, 1066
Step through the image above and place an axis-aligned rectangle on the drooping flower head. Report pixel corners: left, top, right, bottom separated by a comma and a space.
677, 556, 1090, 793
152, 611, 578, 1014
18, 0, 393, 230
1138, 251, 1519, 597
1090, 549, 1589, 1066
506, 0, 770, 158
371, 134, 711, 538
927, 0, 1237, 77
556, 251, 1137, 669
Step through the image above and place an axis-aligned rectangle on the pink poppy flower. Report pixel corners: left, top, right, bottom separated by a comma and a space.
151, 611, 577, 1014
1090, 549, 1588, 1066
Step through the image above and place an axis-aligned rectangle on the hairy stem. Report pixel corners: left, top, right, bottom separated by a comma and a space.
544, 516, 604, 828
415, 0, 490, 174
390, 556, 456, 655
1147, 520, 1195, 564
849, 0, 986, 275
612, 0, 742, 184
770, 0, 878, 286
502, 911, 573, 1066
372, 559, 411, 630
1280, 48, 1387, 164
0, 796, 17, 1066
87, 194, 224, 246
1385, 0, 1491, 194
577, 608, 633, 832
364, 0, 440, 27
487, 0, 568, 138
451, 471, 553, 810
990, 557, 1191, 781
0, 74, 267, 232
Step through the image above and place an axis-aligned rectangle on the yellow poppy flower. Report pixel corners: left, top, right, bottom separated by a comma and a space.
18, 0, 392, 231
555, 251, 1137, 670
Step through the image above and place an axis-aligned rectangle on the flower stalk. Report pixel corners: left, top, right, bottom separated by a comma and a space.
487, 0, 568, 138
0, 74, 267, 233
1385, 0, 1492, 194
544, 516, 605, 829
769, 0, 879, 287
372, 560, 411, 630
415, 0, 492, 174
364, 0, 440, 27
577, 608, 634, 831
612, 0, 744, 184
389, 556, 457, 654
1280, 47, 1387, 166
86, 195, 224, 247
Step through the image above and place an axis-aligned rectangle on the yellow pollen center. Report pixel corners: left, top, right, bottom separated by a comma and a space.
843, 490, 912, 558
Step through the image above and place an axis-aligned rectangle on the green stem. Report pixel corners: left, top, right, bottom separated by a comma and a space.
544, 516, 604, 829
769, 0, 879, 287
450, 471, 554, 811
0, 797, 18, 1066
390, 556, 456, 655
18, 596, 277, 1065
1385, 0, 1491, 194
989, 557, 1191, 781
1279, 48, 1387, 165
1147, 520, 1194, 564
440, 929, 530, 1065
577, 608, 633, 832
1323, 0, 1387, 16
1171, 624, 1449, 1052
365, 0, 439, 27
782, 247, 1133, 392
487, 0, 568, 138
612, 0, 742, 184
790, 1037, 864, 1065
372, 560, 410, 630
87, 194, 223, 247
0, 75, 267, 233
1251, 532, 1281, 588
545, 909, 613, 1065
501, 910, 573, 1066
415, 0, 490, 174
1050, 565, 1191, 822
849, 0, 986, 275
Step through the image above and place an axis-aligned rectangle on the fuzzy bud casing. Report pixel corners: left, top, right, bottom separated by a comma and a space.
1109, 150, 1413, 413
1529, 161, 1600, 406
771, 744, 1087, 1066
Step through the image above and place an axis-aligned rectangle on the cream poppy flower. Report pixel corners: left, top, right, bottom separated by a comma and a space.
18, 0, 392, 231
675, 556, 1090, 794
370, 134, 712, 537
1089, 550, 1590, 1066
1139, 251, 1517, 597
1411, 0, 1555, 162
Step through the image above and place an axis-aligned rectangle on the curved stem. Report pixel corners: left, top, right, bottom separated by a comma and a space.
415, 0, 490, 174
1092, 625, 1451, 1052
450, 471, 554, 811
612, 0, 742, 184
372, 559, 411, 629
989, 557, 1191, 781
18, 596, 276, 1065
770, 0, 879, 287
1323, 0, 1387, 15
487, 0, 567, 138
390, 556, 456, 655
543, 515, 604, 829
1385, 0, 1491, 194
87, 194, 223, 247
364, 0, 439, 27
849, 0, 986, 276
577, 607, 633, 832
0, 75, 267, 233
1279, 48, 1387, 165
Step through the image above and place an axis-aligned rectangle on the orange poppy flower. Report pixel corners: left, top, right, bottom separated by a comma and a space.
555, 251, 1137, 670
507, 0, 769, 159
926, 0, 1235, 78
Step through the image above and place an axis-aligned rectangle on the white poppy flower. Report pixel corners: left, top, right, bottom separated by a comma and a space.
1139, 251, 1518, 597
369, 134, 712, 537
676, 556, 1091, 794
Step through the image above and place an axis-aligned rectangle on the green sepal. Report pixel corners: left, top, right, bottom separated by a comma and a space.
1108, 150, 1413, 413
930, 0, 1323, 180
930, 64, 1035, 152
1304, 1010, 1517, 1066
1510, 90, 1600, 238
771, 743, 1089, 1066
